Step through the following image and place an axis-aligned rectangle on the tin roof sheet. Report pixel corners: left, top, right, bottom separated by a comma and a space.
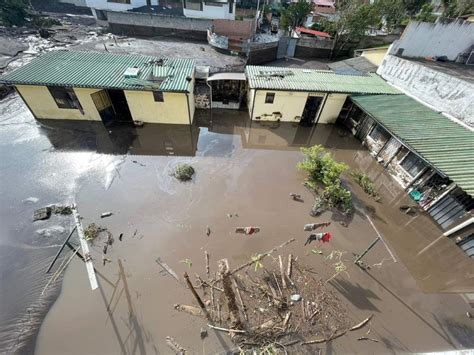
245, 65, 400, 94
0, 50, 195, 92
351, 94, 474, 196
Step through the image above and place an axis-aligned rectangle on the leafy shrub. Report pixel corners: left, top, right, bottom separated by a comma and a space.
350, 170, 379, 199
172, 164, 195, 182
298, 145, 353, 214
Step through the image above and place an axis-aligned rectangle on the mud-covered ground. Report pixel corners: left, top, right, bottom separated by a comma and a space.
1, 90, 473, 353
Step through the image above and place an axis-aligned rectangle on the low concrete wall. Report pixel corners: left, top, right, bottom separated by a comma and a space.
106, 10, 212, 41
294, 37, 334, 59
247, 41, 278, 64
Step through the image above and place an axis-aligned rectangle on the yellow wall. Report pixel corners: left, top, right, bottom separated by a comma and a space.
124, 90, 191, 124
318, 94, 347, 124
361, 47, 389, 66
251, 90, 344, 124
16, 85, 102, 120
252, 90, 323, 122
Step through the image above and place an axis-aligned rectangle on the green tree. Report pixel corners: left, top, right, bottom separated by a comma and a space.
441, 0, 474, 17
416, 3, 437, 22
322, 0, 380, 59
0, 0, 28, 27
375, 0, 407, 31
403, 0, 429, 16
280, 0, 313, 30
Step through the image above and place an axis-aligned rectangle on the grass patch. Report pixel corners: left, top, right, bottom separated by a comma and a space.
298, 145, 353, 215
172, 164, 195, 182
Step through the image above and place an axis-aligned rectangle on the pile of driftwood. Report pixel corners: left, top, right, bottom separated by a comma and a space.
168, 238, 373, 352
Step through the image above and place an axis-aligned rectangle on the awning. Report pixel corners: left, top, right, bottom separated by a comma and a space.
207, 72, 246, 81
351, 94, 474, 196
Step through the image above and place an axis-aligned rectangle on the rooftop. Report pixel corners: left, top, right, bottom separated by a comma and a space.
401, 57, 474, 84
245, 66, 400, 94
327, 56, 378, 75
351, 94, 474, 196
0, 50, 195, 92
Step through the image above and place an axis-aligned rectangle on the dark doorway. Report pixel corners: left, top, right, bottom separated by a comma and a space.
300, 96, 323, 127
107, 89, 133, 123
91, 89, 133, 126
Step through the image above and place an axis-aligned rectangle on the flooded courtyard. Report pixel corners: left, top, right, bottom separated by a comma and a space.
1, 93, 473, 354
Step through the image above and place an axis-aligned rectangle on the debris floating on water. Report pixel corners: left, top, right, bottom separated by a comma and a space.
235, 227, 260, 235
172, 164, 195, 182
100, 212, 113, 218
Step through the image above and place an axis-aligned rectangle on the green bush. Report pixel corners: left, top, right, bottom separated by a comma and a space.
0, 0, 28, 27
350, 170, 379, 199
298, 145, 353, 214
172, 164, 195, 182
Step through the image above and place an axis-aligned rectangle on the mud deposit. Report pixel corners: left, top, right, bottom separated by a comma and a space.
1, 96, 473, 354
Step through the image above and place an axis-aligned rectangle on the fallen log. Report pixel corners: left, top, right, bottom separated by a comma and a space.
205, 251, 210, 278
357, 336, 379, 343
279, 255, 287, 289
174, 304, 204, 317
350, 315, 373, 331
184, 272, 212, 321
302, 330, 347, 345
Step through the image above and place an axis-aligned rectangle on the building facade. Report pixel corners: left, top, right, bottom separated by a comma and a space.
182, 0, 235, 20
0, 51, 196, 125
245, 66, 399, 126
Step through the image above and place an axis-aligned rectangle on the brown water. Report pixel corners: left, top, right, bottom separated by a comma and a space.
1, 98, 473, 354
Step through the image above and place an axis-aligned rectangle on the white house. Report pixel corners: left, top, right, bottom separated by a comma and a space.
83, 0, 159, 19
182, 0, 235, 20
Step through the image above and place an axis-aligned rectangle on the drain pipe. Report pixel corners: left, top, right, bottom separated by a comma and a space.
206, 79, 213, 127
185, 92, 192, 126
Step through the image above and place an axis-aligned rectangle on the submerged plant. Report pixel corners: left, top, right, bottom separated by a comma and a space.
172, 164, 195, 182
325, 250, 349, 282
351, 170, 380, 199
251, 254, 264, 272
180, 259, 193, 268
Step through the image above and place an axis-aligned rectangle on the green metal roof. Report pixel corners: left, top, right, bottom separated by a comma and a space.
245, 66, 400, 94
0, 50, 195, 92
351, 94, 474, 196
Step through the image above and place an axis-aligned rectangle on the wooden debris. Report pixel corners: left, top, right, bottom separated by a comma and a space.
219, 260, 243, 329
174, 304, 204, 317
156, 257, 180, 283
165, 336, 187, 354
350, 315, 373, 331
230, 238, 296, 276
357, 336, 379, 343
208, 324, 246, 334
302, 331, 347, 345
205, 251, 210, 277
184, 272, 211, 321
283, 311, 292, 331
279, 255, 287, 289
232, 277, 248, 321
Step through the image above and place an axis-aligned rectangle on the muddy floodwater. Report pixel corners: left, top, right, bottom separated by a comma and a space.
1, 94, 473, 354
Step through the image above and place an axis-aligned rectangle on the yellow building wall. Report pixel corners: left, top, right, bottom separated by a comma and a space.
16, 85, 102, 121
318, 94, 347, 124
361, 48, 389, 66
124, 90, 191, 124
252, 90, 323, 122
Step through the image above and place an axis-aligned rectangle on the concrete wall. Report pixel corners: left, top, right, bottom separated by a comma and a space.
124, 91, 192, 124
106, 10, 212, 40
250, 90, 342, 124
16, 85, 102, 121
247, 41, 278, 64
378, 55, 474, 127
389, 20, 474, 61
86, 0, 158, 12
213, 18, 254, 38
294, 37, 334, 59
361, 48, 389, 66
184, 1, 235, 20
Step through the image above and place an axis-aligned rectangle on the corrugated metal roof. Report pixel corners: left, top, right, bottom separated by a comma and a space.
351, 94, 474, 196
0, 50, 195, 92
245, 66, 400, 94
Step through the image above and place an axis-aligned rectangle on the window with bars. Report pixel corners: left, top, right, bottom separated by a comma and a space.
265, 92, 275, 104
400, 152, 426, 177
48, 86, 81, 110
368, 124, 390, 142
